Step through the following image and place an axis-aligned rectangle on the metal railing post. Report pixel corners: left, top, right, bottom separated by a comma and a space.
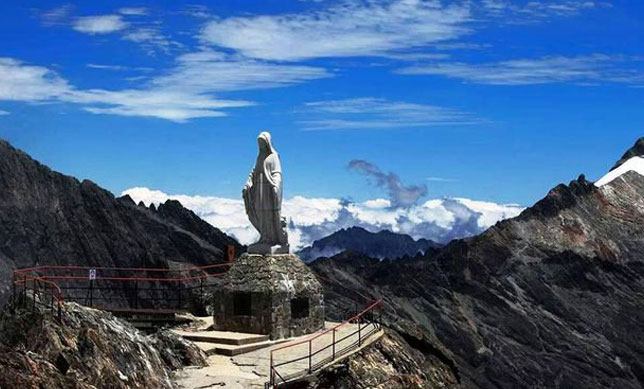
32, 278, 37, 313
134, 280, 138, 309
200, 277, 204, 309
22, 274, 27, 306
11, 272, 16, 310
178, 283, 183, 309
308, 340, 312, 373
89, 279, 94, 307
332, 328, 336, 360
269, 353, 273, 387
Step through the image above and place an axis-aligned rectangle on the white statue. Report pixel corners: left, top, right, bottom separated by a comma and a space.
242, 131, 289, 254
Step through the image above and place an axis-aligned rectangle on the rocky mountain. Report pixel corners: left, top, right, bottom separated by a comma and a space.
0, 139, 241, 309
299, 226, 441, 262
611, 138, 644, 170
0, 298, 206, 388
311, 138, 644, 388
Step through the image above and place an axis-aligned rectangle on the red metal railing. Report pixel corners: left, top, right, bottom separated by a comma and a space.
10, 262, 233, 318
269, 298, 383, 387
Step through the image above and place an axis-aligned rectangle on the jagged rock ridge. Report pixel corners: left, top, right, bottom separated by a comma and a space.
299, 226, 441, 262
310, 140, 644, 388
611, 137, 644, 170
0, 138, 241, 309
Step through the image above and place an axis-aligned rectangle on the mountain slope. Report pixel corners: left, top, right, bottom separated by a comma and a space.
299, 226, 441, 262
0, 139, 240, 308
311, 142, 644, 388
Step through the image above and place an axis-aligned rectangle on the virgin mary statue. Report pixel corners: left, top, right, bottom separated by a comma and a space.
242, 131, 289, 254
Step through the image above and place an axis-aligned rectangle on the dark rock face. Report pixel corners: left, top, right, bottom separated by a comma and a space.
611, 137, 644, 170
0, 300, 206, 388
0, 139, 241, 309
299, 226, 441, 262
213, 253, 324, 339
311, 170, 644, 388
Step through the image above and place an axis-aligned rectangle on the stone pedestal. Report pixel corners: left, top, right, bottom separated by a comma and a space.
212, 253, 324, 340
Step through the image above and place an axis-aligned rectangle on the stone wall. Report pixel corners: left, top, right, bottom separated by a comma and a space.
212, 253, 324, 339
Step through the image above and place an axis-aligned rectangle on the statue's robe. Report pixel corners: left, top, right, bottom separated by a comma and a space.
243, 134, 288, 246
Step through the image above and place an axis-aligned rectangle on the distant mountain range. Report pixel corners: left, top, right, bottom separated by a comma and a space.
311, 138, 644, 388
0, 139, 240, 309
298, 226, 441, 262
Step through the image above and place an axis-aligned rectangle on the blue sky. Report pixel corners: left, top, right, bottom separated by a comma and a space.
1, 0, 643, 208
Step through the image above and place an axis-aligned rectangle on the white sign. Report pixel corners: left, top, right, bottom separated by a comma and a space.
89, 269, 96, 281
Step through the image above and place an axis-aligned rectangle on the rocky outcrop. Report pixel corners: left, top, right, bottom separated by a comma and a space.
0, 138, 241, 309
299, 226, 441, 262
0, 299, 206, 388
611, 137, 644, 170
310, 145, 644, 388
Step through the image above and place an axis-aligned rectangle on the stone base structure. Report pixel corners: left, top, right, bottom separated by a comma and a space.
212, 253, 324, 340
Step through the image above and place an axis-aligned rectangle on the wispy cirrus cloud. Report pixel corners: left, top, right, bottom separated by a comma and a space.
122, 27, 181, 54
0, 55, 330, 122
153, 51, 332, 93
200, 0, 472, 61
0, 110, 9, 116
118, 7, 148, 16
426, 177, 458, 183
73, 14, 128, 34
479, 0, 612, 21
299, 97, 482, 130
397, 54, 644, 85
40, 4, 74, 26
86, 63, 154, 72
198, 0, 612, 62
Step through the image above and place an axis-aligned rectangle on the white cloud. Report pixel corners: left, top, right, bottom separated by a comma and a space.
480, 0, 612, 20
118, 7, 148, 16
72, 89, 252, 122
426, 177, 458, 182
397, 55, 644, 85
122, 28, 180, 54
86, 63, 153, 72
153, 51, 332, 93
0, 56, 329, 121
299, 97, 482, 130
40, 4, 74, 26
200, 0, 472, 61
122, 186, 524, 250
73, 15, 128, 34
0, 110, 9, 116
0, 58, 71, 101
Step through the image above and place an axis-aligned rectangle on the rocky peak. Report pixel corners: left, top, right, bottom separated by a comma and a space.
299, 226, 440, 262
518, 174, 595, 220
611, 137, 644, 170
0, 137, 240, 309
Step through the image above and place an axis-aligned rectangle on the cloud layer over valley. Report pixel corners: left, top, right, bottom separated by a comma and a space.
123, 187, 524, 251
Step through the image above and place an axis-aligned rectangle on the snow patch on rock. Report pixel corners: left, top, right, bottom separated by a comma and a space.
595, 157, 644, 187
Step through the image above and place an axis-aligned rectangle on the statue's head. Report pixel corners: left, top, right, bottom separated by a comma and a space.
257, 131, 273, 154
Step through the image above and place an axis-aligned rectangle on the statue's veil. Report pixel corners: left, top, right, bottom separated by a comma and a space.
258, 131, 277, 156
